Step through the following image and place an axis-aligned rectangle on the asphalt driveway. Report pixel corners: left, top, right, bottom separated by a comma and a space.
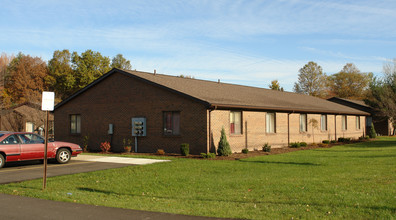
0, 155, 169, 184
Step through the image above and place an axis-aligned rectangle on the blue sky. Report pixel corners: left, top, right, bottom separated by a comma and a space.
1, 0, 395, 91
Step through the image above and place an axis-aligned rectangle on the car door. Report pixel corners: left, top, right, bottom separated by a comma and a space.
0, 135, 21, 162
18, 133, 45, 160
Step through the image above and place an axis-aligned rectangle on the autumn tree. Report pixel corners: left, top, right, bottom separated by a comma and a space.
3, 53, 48, 105
111, 54, 132, 70
328, 63, 372, 100
366, 58, 396, 128
269, 80, 284, 91
294, 61, 327, 97
0, 53, 14, 106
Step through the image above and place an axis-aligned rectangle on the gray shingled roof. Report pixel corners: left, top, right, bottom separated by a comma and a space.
56, 68, 369, 116
122, 69, 368, 115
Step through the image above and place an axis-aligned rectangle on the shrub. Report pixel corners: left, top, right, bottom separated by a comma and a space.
157, 149, 165, 155
82, 135, 89, 152
338, 137, 351, 143
330, 140, 337, 144
289, 142, 300, 148
200, 153, 216, 159
262, 143, 271, 152
369, 123, 377, 138
217, 127, 232, 156
100, 141, 111, 153
300, 142, 307, 147
180, 143, 189, 156
242, 148, 249, 154
322, 140, 330, 144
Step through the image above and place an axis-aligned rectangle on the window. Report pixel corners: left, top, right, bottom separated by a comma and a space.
342, 115, 347, 130
266, 112, 276, 133
17, 133, 44, 144
321, 115, 327, 131
1, 135, 20, 145
300, 114, 307, 132
356, 116, 360, 130
163, 111, 180, 135
230, 111, 242, 134
70, 114, 81, 134
26, 122, 34, 132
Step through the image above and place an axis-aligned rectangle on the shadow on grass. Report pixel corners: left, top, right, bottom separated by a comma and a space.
237, 160, 321, 166
349, 140, 396, 148
76, 187, 395, 213
315, 149, 373, 153
348, 154, 396, 158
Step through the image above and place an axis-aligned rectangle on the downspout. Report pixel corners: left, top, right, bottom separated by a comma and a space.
334, 114, 337, 141
208, 105, 217, 153
288, 111, 294, 147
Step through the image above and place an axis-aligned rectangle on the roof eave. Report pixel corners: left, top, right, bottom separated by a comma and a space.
208, 104, 370, 116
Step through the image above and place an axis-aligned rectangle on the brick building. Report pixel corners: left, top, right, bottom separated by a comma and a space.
54, 68, 369, 154
327, 97, 394, 136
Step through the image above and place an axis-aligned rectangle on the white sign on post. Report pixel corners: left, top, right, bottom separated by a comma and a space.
41, 91, 55, 111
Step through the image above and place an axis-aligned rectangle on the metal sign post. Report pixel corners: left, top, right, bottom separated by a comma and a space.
41, 92, 54, 190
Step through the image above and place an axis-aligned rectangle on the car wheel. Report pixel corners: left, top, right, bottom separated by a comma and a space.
56, 148, 71, 164
0, 154, 5, 168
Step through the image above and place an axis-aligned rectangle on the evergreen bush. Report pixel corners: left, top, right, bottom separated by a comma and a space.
369, 123, 377, 138
262, 143, 271, 152
289, 142, 301, 148
180, 143, 189, 156
242, 148, 249, 154
217, 127, 232, 156
200, 153, 216, 159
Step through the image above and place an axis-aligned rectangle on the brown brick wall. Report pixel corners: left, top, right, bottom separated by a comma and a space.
54, 72, 208, 154
210, 110, 366, 152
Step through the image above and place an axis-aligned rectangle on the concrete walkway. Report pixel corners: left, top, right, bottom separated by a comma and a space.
75, 154, 171, 165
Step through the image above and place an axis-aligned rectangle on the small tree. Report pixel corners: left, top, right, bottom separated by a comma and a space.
217, 127, 232, 156
369, 123, 377, 138
309, 118, 319, 143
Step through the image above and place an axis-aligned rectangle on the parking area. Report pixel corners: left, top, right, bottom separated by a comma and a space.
0, 155, 170, 184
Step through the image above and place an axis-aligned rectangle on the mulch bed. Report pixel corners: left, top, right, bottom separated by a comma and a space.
103, 139, 369, 160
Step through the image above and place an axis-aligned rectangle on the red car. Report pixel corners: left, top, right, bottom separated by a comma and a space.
0, 131, 82, 168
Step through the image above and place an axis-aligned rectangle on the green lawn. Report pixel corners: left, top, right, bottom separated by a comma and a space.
1, 137, 395, 219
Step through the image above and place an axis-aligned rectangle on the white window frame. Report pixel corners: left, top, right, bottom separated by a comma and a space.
321, 114, 327, 131
266, 112, 276, 133
300, 114, 307, 132
342, 115, 347, 131
230, 111, 242, 135
70, 114, 81, 134
356, 116, 360, 130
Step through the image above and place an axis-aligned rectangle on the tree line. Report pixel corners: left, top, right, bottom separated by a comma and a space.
0, 50, 132, 106
1, 50, 395, 128
270, 60, 396, 128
